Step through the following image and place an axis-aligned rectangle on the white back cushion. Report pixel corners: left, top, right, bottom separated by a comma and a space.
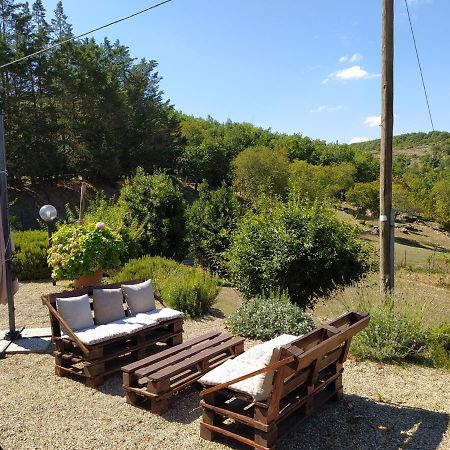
199, 334, 299, 401
121, 279, 156, 314
93, 288, 126, 324
56, 294, 94, 334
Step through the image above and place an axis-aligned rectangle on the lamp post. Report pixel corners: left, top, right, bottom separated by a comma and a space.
39, 204, 57, 286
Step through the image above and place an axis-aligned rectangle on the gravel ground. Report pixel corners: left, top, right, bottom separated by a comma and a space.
1, 282, 449, 450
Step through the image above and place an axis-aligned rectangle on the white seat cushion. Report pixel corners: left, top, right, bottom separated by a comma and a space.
70, 316, 158, 345
136, 308, 183, 323
199, 334, 299, 401
121, 280, 156, 314
56, 294, 94, 335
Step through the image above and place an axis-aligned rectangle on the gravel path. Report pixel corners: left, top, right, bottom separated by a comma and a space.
1, 282, 449, 450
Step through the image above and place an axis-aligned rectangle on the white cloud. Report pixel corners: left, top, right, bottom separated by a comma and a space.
339, 53, 362, 63
323, 65, 380, 83
310, 105, 343, 113
364, 115, 381, 127
349, 136, 371, 144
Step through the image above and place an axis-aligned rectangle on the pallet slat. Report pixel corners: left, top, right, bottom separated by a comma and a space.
122, 332, 244, 413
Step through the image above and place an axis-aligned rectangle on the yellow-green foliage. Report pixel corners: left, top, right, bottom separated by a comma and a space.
428, 323, 450, 370
13, 230, 51, 280
113, 256, 219, 316
351, 298, 427, 362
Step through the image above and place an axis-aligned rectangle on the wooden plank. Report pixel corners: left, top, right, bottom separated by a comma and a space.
201, 401, 269, 432
200, 423, 269, 450
135, 333, 238, 378
123, 331, 221, 373
150, 337, 244, 381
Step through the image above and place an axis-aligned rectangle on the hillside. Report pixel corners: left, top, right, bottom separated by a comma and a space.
350, 130, 450, 157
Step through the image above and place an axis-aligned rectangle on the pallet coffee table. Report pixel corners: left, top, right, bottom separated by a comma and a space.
122, 331, 245, 414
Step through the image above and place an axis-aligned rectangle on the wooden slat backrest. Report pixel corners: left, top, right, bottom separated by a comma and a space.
265, 311, 369, 412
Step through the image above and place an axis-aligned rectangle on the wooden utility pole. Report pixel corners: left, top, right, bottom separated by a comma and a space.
380, 0, 395, 294
78, 181, 87, 224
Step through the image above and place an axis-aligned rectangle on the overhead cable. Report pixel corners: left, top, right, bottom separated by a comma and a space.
404, 0, 435, 131
0, 0, 174, 70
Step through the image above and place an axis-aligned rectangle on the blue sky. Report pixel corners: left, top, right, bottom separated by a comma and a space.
41, 0, 446, 144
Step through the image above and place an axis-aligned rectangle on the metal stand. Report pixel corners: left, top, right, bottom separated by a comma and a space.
0, 106, 21, 341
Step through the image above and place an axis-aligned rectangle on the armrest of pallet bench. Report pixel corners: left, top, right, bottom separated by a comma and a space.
200, 355, 295, 398
42, 295, 91, 357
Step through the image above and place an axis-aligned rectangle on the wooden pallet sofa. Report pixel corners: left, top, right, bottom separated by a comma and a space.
42, 279, 183, 388
198, 311, 369, 450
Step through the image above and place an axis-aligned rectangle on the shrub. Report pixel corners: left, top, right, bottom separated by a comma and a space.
227, 292, 315, 340
427, 323, 450, 370
232, 146, 289, 202
120, 168, 187, 259
113, 256, 219, 316
351, 300, 427, 362
48, 223, 125, 280
13, 230, 51, 280
186, 182, 241, 276
226, 199, 373, 308
289, 160, 355, 201
346, 181, 379, 214
84, 194, 142, 261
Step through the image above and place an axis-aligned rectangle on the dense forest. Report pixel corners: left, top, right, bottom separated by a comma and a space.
1, 0, 449, 230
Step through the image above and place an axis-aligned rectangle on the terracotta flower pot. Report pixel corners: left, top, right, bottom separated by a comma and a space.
74, 269, 102, 288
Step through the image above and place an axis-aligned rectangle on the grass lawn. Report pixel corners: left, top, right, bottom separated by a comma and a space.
214, 271, 450, 328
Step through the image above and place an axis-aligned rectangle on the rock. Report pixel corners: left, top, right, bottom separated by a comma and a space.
396, 213, 417, 223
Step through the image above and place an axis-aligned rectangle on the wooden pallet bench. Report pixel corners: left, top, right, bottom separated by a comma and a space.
122, 331, 245, 414
42, 279, 183, 388
199, 311, 370, 450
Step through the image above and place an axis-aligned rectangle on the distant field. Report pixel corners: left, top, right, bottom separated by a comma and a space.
215, 212, 450, 328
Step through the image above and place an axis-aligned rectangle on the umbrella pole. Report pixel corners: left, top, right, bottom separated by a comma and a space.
0, 107, 20, 341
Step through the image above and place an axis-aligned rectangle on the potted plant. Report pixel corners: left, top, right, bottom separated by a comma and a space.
48, 222, 125, 287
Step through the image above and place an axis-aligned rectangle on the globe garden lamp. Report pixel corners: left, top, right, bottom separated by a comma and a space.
39, 204, 57, 285
39, 204, 57, 223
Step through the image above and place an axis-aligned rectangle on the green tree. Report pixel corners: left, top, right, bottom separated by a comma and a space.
120, 168, 187, 259
289, 161, 355, 200
232, 146, 289, 202
346, 181, 379, 214
186, 182, 241, 275
432, 179, 450, 230
226, 199, 372, 308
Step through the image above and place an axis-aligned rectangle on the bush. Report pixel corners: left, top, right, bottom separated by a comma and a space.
227, 292, 315, 340
113, 256, 219, 316
120, 168, 187, 259
186, 182, 241, 276
427, 323, 450, 370
13, 230, 51, 280
226, 199, 373, 308
84, 194, 142, 261
346, 181, 379, 214
48, 223, 125, 280
351, 300, 427, 362
232, 146, 289, 202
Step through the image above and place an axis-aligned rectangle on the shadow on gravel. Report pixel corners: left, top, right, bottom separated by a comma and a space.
183, 394, 449, 450
277, 394, 449, 450
96, 377, 449, 449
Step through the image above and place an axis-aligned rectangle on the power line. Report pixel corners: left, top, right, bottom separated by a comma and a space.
0, 0, 174, 70
404, 0, 435, 131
